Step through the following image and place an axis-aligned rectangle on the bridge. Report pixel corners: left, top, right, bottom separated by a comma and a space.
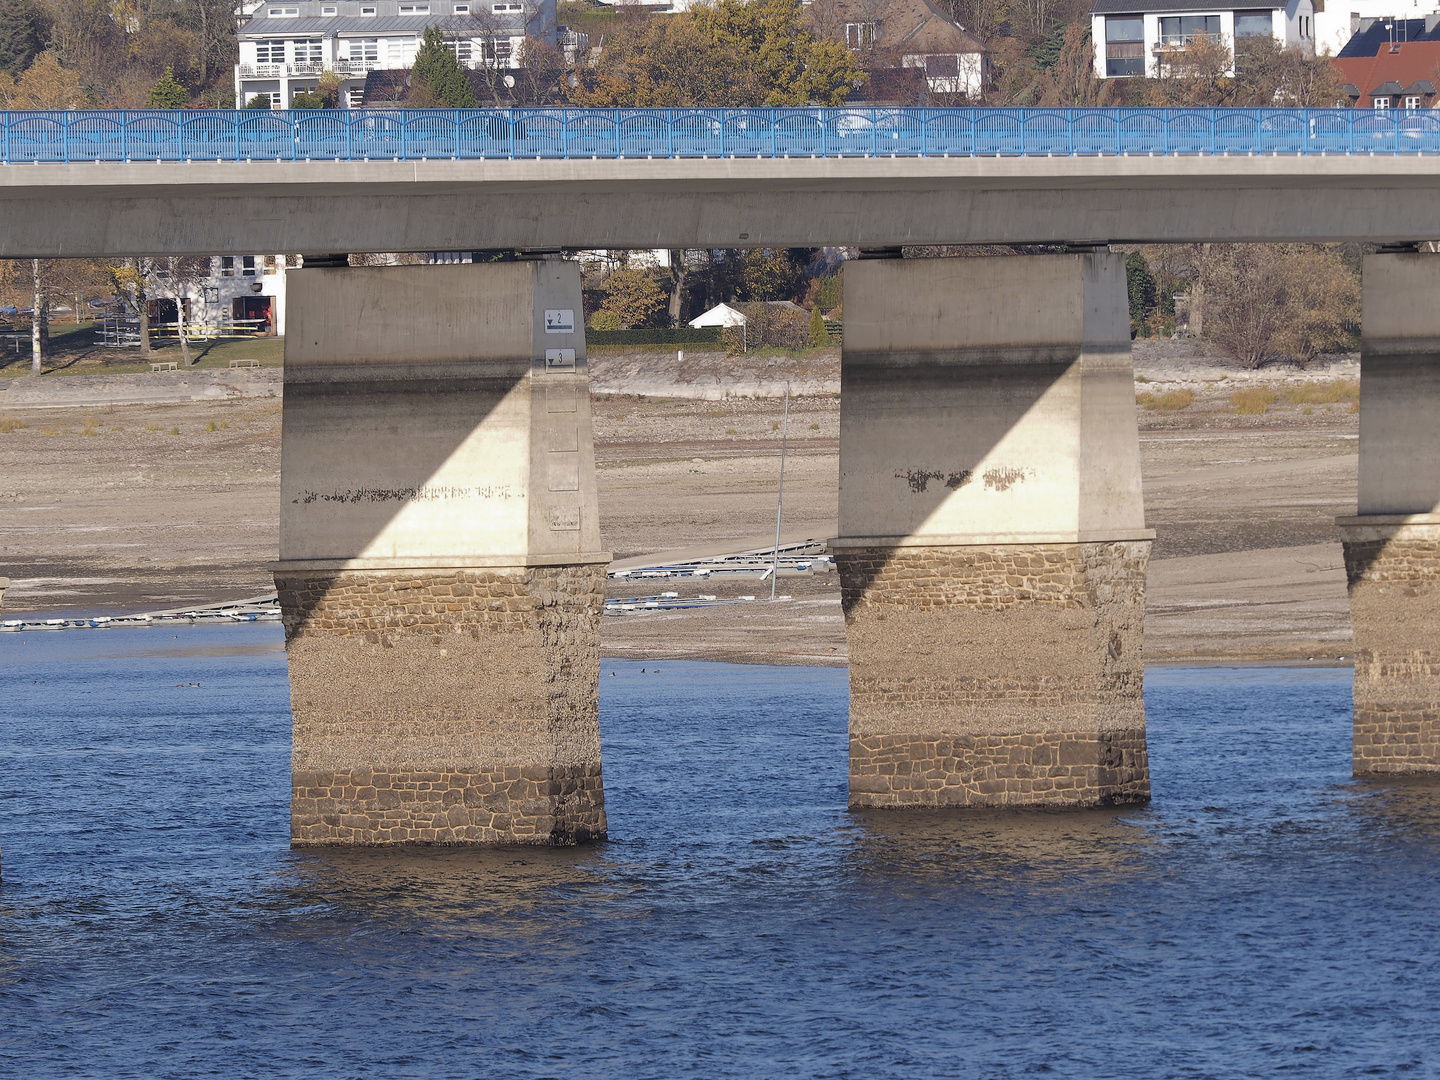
8, 107, 1437, 845
5, 108, 1440, 253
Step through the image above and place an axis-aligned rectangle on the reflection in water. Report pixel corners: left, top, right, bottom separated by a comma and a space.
2, 632, 1439, 1077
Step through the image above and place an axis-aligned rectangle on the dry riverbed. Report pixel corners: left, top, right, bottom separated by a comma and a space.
0, 348, 1361, 665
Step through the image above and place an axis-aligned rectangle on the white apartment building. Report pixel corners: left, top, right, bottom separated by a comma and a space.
234, 0, 559, 109
1092, 0, 1316, 78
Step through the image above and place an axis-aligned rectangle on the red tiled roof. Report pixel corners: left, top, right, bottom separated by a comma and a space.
1333, 40, 1440, 105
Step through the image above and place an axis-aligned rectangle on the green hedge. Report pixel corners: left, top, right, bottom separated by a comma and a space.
586, 328, 722, 346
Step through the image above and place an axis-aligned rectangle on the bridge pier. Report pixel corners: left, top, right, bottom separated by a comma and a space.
836, 253, 1153, 808
275, 261, 609, 845
1341, 253, 1440, 775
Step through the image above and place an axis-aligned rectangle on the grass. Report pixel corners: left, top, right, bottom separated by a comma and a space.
1136, 388, 1195, 411
1232, 388, 1278, 415
1285, 378, 1359, 406
0, 323, 284, 378
0, 415, 25, 433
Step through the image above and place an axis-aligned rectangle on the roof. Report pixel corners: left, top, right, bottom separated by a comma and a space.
242, 13, 524, 35
1333, 40, 1440, 104
825, 0, 985, 54
689, 303, 745, 328
1337, 16, 1440, 58
1090, 0, 1284, 13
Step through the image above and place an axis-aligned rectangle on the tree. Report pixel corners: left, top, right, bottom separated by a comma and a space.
1232, 37, 1344, 106
145, 64, 186, 108
696, 0, 862, 106
161, 256, 212, 366
106, 258, 154, 359
13, 50, 85, 107
809, 303, 830, 346
598, 268, 667, 328
1125, 250, 1156, 336
0, 0, 46, 76
1145, 33, 1234, 106
410, 23, 477, 107
1200, 244, 1359, 367
576, 0, 860, 107
739, 248, 806, 302
291, 89, 325, 108
244, 93, 271, 109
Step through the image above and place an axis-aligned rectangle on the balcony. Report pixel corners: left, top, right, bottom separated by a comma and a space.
239, 61, 366, 78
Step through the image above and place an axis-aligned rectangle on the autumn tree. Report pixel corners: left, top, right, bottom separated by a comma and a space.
598, 268, 667, 329
577, 0, 861, 107
1145, 32, 1234, 106
1201, 244, 1359, 367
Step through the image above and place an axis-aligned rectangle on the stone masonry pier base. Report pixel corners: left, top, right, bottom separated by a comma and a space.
1341, 253, 1440, 776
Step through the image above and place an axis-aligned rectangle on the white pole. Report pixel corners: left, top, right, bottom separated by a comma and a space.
770, 380, 790, 601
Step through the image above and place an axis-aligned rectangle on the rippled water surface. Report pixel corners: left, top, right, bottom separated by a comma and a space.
3, 624, 1439, 1078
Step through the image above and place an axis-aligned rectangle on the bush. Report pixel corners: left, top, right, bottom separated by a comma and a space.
588, 309, 622, 331
808, 304, 830, 346
1136, 388, 1195, 411
1231, 388, 1278, 415
1285, 378, 1359, 405
146, 67, 187, 109
290, 91, 326, 109
722, 303, 810, 353
587, 328, 721, 345
244, 94, 272, 110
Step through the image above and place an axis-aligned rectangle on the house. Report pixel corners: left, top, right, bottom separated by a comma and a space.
152, 256, 292, 337
689, 303, 747, 329
234, 0, 559, 110
1333, 27, 1440, 107
1319, 7, 1440, 62
820, 0, 988, 99
1091, 0, 1316, 79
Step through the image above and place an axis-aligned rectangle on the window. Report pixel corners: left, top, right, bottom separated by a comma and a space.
1104, 15, 1144, 77
1406, 95, 1423, 108
453, 3, 469, 10
388, 37, 419, 64
267, 6, 299, 15
481, 37, 512, 61
242, 256, 257, 277
1158, 15, 1221, 46
293, 38, 323, 64
398, 3, 430, 11
254, 39, 285, 64
360, 5, 376, 14
221, 256, 236, 277
264, 256, 278, 275
1234, 11, 1273, 38
845, 21, 876, 48
321, 5, 337, 13
348, 87, 365, 108
448, 39, 473, 63
203, 286, 220, 304
492, 2, 522, 9
1375, 96, 1392, 108
351, 38, 379, 66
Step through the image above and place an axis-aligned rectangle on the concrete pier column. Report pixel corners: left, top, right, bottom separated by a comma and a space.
275, 261, 609, 845
836, 253, 1153, 809
1340, 253, 1440, 775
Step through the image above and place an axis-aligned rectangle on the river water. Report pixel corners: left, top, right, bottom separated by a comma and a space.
2, 624, 1438, 1078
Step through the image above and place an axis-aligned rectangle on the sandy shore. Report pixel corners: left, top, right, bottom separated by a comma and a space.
0, 345, 1361, 665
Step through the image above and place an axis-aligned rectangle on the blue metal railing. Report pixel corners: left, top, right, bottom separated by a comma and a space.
1, 107, 1437, 162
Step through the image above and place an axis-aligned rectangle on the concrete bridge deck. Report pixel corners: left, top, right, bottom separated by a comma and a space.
4, 108, 1440, 253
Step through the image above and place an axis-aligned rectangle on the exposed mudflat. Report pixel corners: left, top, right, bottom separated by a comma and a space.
0, 348, 1361, 663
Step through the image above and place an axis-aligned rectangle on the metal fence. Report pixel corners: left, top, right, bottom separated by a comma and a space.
3, 107, 1440, 162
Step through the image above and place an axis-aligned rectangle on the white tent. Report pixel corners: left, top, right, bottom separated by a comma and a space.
688, 302, 747, 329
